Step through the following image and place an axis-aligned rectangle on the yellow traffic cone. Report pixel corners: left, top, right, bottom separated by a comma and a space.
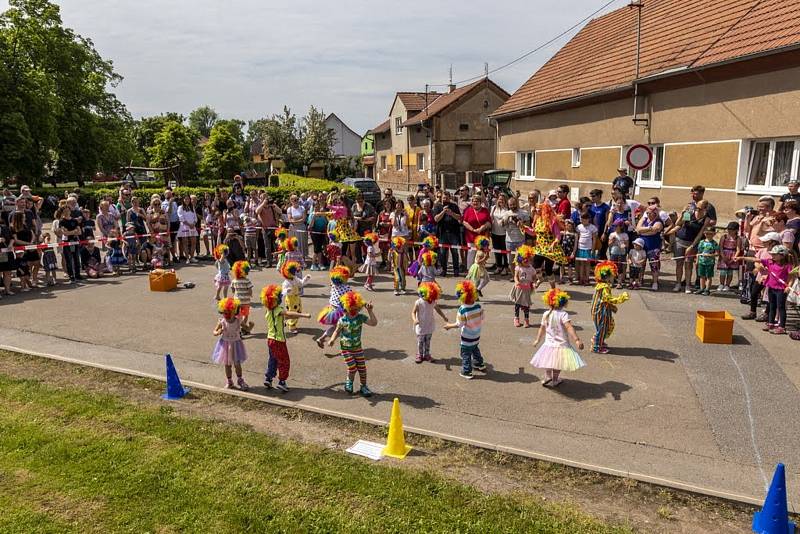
382, 397, 412, 459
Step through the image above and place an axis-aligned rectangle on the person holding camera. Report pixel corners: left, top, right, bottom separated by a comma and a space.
256, 193, 282, 268
743, 196, 777, 253
433, 191, 462, 277
503, 195, 529, 275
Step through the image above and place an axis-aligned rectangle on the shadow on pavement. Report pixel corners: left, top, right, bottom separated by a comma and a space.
257, 382, 441, 409
608, 346, 679, 361
364, 348, 408, 361
552, 379, 632, 401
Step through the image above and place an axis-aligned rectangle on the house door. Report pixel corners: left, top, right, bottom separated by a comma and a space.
454, 144, 472, 172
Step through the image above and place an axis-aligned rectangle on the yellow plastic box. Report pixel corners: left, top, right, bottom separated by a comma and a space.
149, 269, 178, 292
695, 311, 734, 344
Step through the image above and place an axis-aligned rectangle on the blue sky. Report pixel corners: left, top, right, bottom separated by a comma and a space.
2, 0, 623, 133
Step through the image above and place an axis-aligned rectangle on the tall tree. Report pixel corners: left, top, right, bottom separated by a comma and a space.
299, 105, 335, 172
188, 106, 218, 138
133, 113, 184, 163
146, 120, 197, 183
250, 107, 302, 172
200, 123, 245, 180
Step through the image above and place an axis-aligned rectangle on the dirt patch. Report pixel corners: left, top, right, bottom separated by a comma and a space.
0, 350, 757, 533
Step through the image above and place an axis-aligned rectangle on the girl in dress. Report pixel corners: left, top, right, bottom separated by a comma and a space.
325, 230, 342, 270
280, 260, 311, 334
416, 250, 438, 285
151, 236, 165, 270
411, 281, 449, 364
213, 244, 231, 300
359, 232, 379, 291
390, 236, 408, 295
509, 245, 536, 327
530, 288, 585, 388
40, 234, 58, 286
315, 265, 353, 348
466, 235, 491, 296
107, 229, 127, 275
211, 297, 250, 390
717, 221, 742, 292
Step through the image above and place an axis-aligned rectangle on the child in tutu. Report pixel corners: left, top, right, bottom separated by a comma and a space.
466, 235, 491, 296
107, 229, 126, 275
261, 284, 311, 392
231, 260, 254, 335
416, 250, 438, 284
509, 245, 536, 327
359, 232, 379, 290
530, 288, 585, 387
315, 265, 353, 347
328, 290, 378, 396
590, 261, 629, 353
151, 235, 166, 270
283, 236, 305, 270
390, 236, 408, 295
280, 260, 311, 334
211, 297, 249, 390
411, 281, 449, 363
213, 244, 231, 300
444, 280, 486, 380
325, 230, 342, 269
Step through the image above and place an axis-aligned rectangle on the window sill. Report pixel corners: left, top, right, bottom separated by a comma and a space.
515, 176, 536, 182
738, 186, 789, 196
638, 181, 662, 188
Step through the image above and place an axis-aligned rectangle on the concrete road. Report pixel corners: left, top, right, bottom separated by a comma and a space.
2, 259, 798, 507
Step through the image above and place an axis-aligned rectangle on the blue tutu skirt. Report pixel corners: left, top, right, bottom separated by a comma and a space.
211, 339, 248, 366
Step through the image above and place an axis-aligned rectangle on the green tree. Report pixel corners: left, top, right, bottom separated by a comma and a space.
133, 113, 185, 164
188, 106, 218, 138
146, 120, 197, 183
299, 105, 335, 174
249, 107, 302, 172
200, 123, 245, 180
0, 0, 135, 184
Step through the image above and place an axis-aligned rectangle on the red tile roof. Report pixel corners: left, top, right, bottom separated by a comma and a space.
494, 0, 800, 118
368, 119, 390, 134
397, 91, 442, 112
401, 78, 510, 126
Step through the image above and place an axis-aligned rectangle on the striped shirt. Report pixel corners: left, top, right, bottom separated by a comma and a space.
231, 279, 253, 305
456, 303, 483, 346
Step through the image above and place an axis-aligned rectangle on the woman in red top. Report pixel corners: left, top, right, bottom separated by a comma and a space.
376, 198, 393, 269
462, 194, 491, 268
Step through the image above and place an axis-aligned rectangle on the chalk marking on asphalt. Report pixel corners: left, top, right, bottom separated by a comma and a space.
728, 349, 769, 491
0, 342, 782, 508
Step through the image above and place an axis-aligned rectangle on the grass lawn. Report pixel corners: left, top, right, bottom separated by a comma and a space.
0, 372, 631, 533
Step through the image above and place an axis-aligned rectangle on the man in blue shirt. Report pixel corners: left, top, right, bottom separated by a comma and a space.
589, 189, 610, 259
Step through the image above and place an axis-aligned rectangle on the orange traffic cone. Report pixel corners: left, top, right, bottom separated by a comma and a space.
382, 397, 412, 459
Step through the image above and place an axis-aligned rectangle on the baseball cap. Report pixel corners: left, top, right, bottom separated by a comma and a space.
759, 231, 781, 243
770, 245, 789, 255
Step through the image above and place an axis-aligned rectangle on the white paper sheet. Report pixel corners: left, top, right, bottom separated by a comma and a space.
345, 440, 384, 460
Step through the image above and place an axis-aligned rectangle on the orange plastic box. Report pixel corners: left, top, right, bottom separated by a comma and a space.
695, 311, 734, 344
149, 269, 178, 292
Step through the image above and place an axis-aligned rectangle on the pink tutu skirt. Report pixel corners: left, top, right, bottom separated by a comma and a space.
530, 344, 585, 372
318, 305, 345, 325
211, 339, 248, 365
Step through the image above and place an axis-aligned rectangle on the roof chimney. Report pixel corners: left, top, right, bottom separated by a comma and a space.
448, 84, 457, 93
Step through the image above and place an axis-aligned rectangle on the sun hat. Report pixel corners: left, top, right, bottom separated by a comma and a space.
759, 231, 782, 243
633, 238, 645, 247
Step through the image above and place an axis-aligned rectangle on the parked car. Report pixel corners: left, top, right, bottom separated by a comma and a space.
481, 169, 515, 199
342, 177, 381, 207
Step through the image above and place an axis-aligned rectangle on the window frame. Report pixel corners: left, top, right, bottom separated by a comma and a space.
742, 138, 799, 193
380, 155, 387, 170
395, 118, 402, 135
416, 153, 425, 171
517, 151, 535, 180
395, 154, 403, 171
634, 144, 665, 187
571, 148, 581, 168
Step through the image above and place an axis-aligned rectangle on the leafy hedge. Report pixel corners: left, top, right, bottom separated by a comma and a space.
32, 174, 355, 218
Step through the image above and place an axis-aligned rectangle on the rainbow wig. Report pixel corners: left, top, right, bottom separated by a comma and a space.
542, 288, 570, 309
339, 290, 366, 316
594, 260, 618, 282
455, 280, 479, 305
260, 284, 282, 309
280, 260, 301, 280
328, 230, 339, 243
217, 297, 241, 319
330, 265, 351, 284
515, 244, 535, 264
422, 235, 439, 249
474, 235, 491, 250
212, 244, 229, 261
421, 250, 437, 266
231, 260, 251, 280
362, 231, 379, 245
275, 227, 289, 241
391, 236, 406, 249
418, 281, 441, 303
283, 236, 298, 252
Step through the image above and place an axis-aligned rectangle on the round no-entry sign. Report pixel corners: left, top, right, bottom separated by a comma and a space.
626, 144, 653, 170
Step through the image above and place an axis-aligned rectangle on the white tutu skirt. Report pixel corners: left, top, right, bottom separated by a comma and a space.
530, 344, 586, 372
211, 339, 248, 366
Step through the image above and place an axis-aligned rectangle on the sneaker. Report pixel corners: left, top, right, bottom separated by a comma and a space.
685, 288, 693, 294
514, 317, 521, 328
225, 379, 235, 389
473, 364, 487, 372
592, 347, 610, 354
703, 289, 711, 296
672, 284, 682, 292
717, 284, 725, 292
741, 312, 756, 320
359, 385, 373, 397
276, 380, 289, 392
722, 285, 730, 292
237, 377, 250, 391
263, 379, 273, 389
762, 324, 773, 332
459, 372, 474, 380
414, 354, 423, 364
755, 313, 768, 322
344, 379, 354, 394
394, 290, 399, 296
423, 354, 434, 362
190, 258, 199, 263
771, 327, 787, 335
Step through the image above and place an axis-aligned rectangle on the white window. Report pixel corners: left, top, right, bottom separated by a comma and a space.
518, 151, 535, 179
571, 148, 581, 168
637, 145, 664, 185
381, 156, 387, 170
417, 153, 425, 171
395, 155, 403, 170
744, 139, 799, 191
395, 117, 402, 135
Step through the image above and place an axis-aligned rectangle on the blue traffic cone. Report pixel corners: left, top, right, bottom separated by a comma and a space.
753, 463, 796, 534
161, 354, 190, 400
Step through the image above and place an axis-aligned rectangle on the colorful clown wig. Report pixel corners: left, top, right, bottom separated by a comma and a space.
542, 288, 570, 309
260, 284, 282, 309
455, 280, 479, 305
275, 227, 289, 241
515, 244, 535, 265
594, 260, 618, 282
329, 265, 351, 284
212, 244, 229, 261
217, 297, 241, 319
391, 236, 406, 249
280, 260, 301, 280
339, 290, 366, 316
474, 235, 491, 250
328, 229, 339, 243
362, 231, 379, 245
283, 236, 298, 252
421, 250, 437, 266
422, 235, 439, 249
231, 260, 251, 280
418, 281, 441, 303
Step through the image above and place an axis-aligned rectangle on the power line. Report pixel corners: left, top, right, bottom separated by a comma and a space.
428, 0, 623, 88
